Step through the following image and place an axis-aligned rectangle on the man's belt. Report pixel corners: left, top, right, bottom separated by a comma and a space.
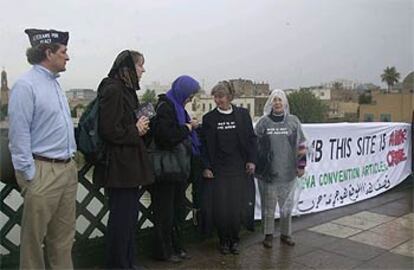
33, 154, 72, 164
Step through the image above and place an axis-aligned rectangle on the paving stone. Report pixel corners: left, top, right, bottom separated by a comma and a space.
370, 200, 413, 217
387, 216, 414, 233
134, 179, 413, 270
308, 222, 362, 238
331, 211, 395, 230
354, 251, 414, 269
274, 261, 315, 270
349, 230, 411, 250
291, 212, 338, 232
294, 249, 361, 270
369, 219, 414, 240
270, 240, 316, 260
320, 238, 386, 261
292, 230, 338, 249
401, 212, 414, 222
391, 239, 414, 258
243, 237, 315, 259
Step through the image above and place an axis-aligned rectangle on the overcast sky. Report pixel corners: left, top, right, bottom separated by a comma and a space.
1, 0, 413, 92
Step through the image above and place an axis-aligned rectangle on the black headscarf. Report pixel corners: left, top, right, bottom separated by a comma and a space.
108, 50, 140, 90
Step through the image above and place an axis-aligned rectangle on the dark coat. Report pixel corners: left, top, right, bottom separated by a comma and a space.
201, 106, 257, 171
151, 94, 191, 149
200, 106, 258, 234
93, 77, 154, 188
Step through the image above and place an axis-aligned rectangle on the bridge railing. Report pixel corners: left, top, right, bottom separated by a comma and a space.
0, 128, 194, 265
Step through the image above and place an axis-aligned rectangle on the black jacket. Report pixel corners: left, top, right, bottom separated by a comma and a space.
201, 106, 257, 172
151, 94, 191, 149
200, 106, 257, 234
93, 77, 154, 188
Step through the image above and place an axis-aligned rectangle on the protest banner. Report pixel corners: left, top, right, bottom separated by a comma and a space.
254, 122, 412, 218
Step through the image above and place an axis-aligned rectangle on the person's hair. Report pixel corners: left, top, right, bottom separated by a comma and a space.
129, 50, 144, 65
26, 43, 62, 65
211, 80, 235, 100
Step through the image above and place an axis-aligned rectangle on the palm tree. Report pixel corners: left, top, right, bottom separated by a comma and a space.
381, 66, 400, 92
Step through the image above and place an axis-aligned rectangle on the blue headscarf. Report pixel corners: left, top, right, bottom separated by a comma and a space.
166, 75, 201, 155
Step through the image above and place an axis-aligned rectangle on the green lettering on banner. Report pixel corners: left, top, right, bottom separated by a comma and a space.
318, 167, 360, 187
339, 170, 344, 182
361, 161, 389, 177
300, 174, 316, 189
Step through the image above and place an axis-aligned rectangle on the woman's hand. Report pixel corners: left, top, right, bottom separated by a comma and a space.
202, 169, 214, 179
246, 162, 256, 175
297, 148, 306, 158
297, 168, 305, 177
190, 118, 199, 129
185, 123, 192, 131
136, 116, 150, 136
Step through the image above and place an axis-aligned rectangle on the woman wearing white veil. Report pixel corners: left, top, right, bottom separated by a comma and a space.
255, 89, 307, 248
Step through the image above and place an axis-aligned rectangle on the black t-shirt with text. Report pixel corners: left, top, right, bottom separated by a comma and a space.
215, 112, 244, 174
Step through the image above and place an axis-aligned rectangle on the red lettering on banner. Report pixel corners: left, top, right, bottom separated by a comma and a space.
389, 129, 407, 146
387, 149, 407, 167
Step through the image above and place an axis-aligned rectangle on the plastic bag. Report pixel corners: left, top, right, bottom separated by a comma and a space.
280, 174, 305, 218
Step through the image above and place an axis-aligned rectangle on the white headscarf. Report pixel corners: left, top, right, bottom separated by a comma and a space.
263, 89, 290, 116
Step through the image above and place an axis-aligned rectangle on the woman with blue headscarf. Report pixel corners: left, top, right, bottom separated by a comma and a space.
151, 75, 200, 263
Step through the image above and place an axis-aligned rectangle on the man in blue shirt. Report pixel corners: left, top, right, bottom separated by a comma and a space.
8, 28, 77, 270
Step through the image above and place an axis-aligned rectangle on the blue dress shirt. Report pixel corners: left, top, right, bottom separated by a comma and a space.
8, 65, 76, 181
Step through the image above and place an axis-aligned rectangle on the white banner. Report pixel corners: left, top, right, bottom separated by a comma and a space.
254, 122, 412, 219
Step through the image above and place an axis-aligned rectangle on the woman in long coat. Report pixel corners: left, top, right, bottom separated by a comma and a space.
255, 89, 307, 249
94, 50, 154, 269
201, 81, 257, 255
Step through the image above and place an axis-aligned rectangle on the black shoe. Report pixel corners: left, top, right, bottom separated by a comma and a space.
263, 234, 273, 249
230, 242, 240, 255
280, 235, 295, 246
177, 249, 191, 260
166, 255, 183, 263
219, 242, 230, 255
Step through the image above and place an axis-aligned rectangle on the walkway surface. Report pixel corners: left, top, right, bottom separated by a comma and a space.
139, 176, 413, 270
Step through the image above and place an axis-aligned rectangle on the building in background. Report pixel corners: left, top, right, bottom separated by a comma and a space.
66, 89, 96, 106
359, 72, 414, 123
354, 83, 380, 93
286, 84, 359, 122
143, 81, 170, 95
188, 95, 258, 120
297, 86, 331, 101
230, 78, 270, 97
323, 79, 359, 90
66, 88, 96, 118
187, 79, 270, 121
328, 87, 359, 121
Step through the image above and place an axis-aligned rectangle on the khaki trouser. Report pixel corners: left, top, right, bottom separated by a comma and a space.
16, 159, 78, 270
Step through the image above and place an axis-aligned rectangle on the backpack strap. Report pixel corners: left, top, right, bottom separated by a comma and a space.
155, 100, 167, 112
